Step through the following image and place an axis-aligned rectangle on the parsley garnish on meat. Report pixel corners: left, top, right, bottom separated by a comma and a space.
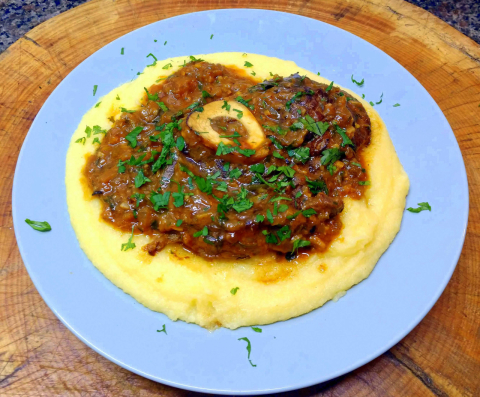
300, 115, 329, 136
334, 124, 354, 147
291, 239, 311, 254
288, 147, 310, 163
263, 124, 287, 136
325, 81, 334, 92
193, 226, 208, 238
25, 219, 51, 232
285, 91, 304, 110
307, 177, 328, 195
407, 202, 431, 213
150, 191, 170, 211
135, 170, 151, 189
131, 193, 145, 207
236, 96, 254, 110
321, 148, 343, 166
125, 126, 143, 148
121, 226, 136, 251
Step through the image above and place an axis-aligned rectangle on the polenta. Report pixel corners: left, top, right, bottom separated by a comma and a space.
66, 53, 409, 329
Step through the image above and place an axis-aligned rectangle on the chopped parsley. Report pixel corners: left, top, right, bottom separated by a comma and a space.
125, 126, 143, 148
92, 137, 101, 145
256, 214, 265, 222
263, 124, 287, 136
233, 109, 243, 119
120, 47, 124, 55
334, 124, 354, 147
231, 287, 239, 295
25, 219, 51, 232
273, 151, 285, 159
407, 202, 431, 213
193, 226, 208, 238
120, 107, 136, 113
75, 137, 86, 145
176, 219, 183, 226
306, 177, 328, 195
286, 91, 304, 110
300, 115, 329, 136
238, 337, 256, 367
221, 101, 231, 111
93, 85, 98, 96
291, 239, 311, 254
244, 61, 253, 67
146, 53, 158, 67
202, 90, 212, 98
157, 102, 169, 112
325, 81, 334, 92
162, 62, 172, 70
251, 327, 262, 333
290, 121, 304, 131
229, 168, 242, 179
131, 193, 145, 207
288, 146, 310, 163
95, 101, 101, 108
320, 148, 343, 166
156, 324, 167, 334
236, 96, 254, 110
393, 103, 401, 107
121, 226, 136, 251
210, 34, 214, 39
351, 75, 364, 86
150, 191, 170, 211
266, 209, 274, 224
176, 136, 185, 151
359, 181, 371, 186
376, 93, 384, 105
219, 131, 241, 139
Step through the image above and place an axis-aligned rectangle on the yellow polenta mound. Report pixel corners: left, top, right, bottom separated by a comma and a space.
66, 53, 409, 330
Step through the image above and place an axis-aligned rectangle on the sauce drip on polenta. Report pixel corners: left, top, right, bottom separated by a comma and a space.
83, 60, 371, 260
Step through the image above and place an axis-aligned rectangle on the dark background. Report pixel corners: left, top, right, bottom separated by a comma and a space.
0, 0, 479, 54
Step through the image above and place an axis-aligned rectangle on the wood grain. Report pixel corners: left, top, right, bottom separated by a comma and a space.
1, 0, 479, 395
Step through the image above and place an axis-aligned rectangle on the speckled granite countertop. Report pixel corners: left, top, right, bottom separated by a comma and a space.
0, 0, 479, 53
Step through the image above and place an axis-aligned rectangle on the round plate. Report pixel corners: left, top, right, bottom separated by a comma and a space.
12, 9, 468, 394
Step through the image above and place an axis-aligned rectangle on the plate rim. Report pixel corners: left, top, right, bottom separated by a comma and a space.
11, 8, 470, 394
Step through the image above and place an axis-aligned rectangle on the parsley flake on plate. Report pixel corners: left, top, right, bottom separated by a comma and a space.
25, 219, 51, 232
407, 202, 431, 213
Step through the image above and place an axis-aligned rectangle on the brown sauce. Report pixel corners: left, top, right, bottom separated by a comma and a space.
83, 61, 371, 260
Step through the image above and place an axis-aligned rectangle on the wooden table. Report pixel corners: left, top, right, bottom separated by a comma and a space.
1, 0, 479, 395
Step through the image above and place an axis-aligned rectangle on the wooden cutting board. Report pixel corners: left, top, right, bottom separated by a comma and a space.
1, 0, 479, 395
